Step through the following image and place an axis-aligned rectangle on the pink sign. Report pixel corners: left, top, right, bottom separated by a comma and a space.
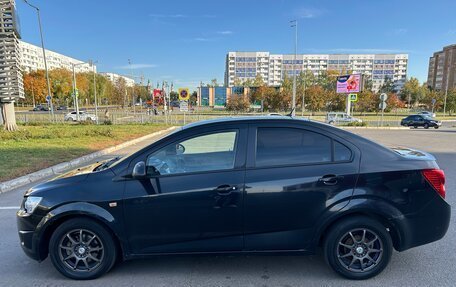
336, 74, 362, 93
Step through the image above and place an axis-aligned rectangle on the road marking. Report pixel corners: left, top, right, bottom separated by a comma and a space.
0, 206, 19, 210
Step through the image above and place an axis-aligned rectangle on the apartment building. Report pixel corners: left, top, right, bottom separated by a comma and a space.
19, 40, 94, 73
99, 72, 135, 87
225, 52, 408, 92
427, 44, 456, 91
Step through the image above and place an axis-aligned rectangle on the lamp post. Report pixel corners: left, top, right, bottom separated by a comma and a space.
290, 20, 298, 116
71, 62, 88, 121
89, 60, 98, 123
23, 0, 54, 121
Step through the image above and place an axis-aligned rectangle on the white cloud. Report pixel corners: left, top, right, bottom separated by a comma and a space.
217, 30, 233, 35
117, 64, 158, 69
294, 8, 324, 19
393, 28, 408, 35
150, 14, 186, 18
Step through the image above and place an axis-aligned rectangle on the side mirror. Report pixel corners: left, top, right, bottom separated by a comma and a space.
132, 161, 146, 179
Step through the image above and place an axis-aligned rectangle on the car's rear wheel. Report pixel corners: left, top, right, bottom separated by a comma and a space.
323, 216, 392, 280
424, 123, 429, 129
413, 125, 418, 129
66, 117, 74, 122
434, 126, 439, 129
49, 218, 117, 280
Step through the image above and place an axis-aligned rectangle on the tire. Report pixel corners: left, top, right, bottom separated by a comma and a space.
323, 216, 393, 280
434, 126, 439, 129
329, 121, 335, 125
66, 117, 74, 122
413, 125, 418, 129
424, 123, 429, 129
49, 218, 117, 280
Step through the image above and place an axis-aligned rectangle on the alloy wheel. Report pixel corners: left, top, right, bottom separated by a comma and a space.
58, 229, 104, 272
337, 228, 383, 273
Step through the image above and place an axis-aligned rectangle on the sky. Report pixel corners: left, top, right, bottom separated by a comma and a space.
16, 0, 456, 90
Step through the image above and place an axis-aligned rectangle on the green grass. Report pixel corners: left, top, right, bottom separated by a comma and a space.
0, 123, 171, 182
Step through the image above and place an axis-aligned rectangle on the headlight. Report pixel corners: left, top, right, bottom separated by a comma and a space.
24, 197, 42, 214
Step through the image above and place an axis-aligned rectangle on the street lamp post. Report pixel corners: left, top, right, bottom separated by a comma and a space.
23, 0, 54, 121
71, 62, 88, 121
89, 60, 99, 124
290, 20, 298, 116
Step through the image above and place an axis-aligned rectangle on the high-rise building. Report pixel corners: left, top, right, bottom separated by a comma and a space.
99, 72, 135, 87
19, 40, 94, 73
225, 52, 408, 92
427, 44, 456, 91
0, 0, 23, 130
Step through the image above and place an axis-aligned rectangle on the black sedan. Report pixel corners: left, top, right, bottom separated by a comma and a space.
401, 114, 441, 129
17, 117, 450, 280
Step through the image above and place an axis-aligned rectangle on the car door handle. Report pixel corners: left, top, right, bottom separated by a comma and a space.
215, 185, 237, 195
318, 175, 344, 185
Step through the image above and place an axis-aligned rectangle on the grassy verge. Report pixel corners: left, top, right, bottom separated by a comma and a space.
0, 123, 171, 182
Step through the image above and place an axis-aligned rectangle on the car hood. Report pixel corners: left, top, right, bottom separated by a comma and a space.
24, 161, 107, 197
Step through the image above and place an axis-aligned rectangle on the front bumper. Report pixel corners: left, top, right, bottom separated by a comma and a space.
390, 194, 451, 251
16, 209, 44, 261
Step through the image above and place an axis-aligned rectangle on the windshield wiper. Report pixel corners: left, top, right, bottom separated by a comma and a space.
93, 156, 122, 171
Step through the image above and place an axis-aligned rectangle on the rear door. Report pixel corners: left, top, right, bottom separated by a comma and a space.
243, 122, 360, 251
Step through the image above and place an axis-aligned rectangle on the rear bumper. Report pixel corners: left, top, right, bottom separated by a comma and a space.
391, 196, 451, 251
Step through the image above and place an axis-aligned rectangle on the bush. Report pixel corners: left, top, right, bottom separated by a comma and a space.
345, 121, 368, 127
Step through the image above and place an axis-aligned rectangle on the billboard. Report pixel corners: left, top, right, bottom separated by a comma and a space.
336, 74, 362, 93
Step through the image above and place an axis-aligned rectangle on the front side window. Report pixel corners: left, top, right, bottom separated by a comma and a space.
256, 128, 332, 167
146, 131, 237, 175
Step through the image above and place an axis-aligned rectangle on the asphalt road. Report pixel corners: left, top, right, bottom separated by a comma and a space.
0, 127, 455, 287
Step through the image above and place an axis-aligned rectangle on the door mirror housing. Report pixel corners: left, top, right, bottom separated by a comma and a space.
132, 161, 146, 179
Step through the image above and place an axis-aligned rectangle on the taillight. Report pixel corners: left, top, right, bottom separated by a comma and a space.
422, 169, 446, 199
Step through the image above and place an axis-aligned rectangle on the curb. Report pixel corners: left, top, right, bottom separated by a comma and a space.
340, 126, 409, 130
0, 126, 178, 194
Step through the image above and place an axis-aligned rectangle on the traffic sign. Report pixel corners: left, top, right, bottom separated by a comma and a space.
432, 98, 436, 105
349, 93, 357, 102
179, 101, 189, 112
380, 93, 388, 102
178, 88, 190, 101
46, 95, 51, 102
379, 101, 387, 111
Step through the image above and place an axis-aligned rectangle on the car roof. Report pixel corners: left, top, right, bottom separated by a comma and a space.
182, 116, 309, 130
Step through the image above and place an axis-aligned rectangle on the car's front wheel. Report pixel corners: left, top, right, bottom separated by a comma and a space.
323, 216, 392, 280
49, 218, 117, 280
424, 123, 429, 129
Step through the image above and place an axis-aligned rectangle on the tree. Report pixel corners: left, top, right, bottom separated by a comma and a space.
112, 77, 127, 107
305, 85, 326, 114
355, 90, 378, 113
207, 78, 219, 87
386, 93, 405, 113
226, 95, 250, 112
400, 77, 421, 107
23, 70, 47, 105
379, 76, 395, 93
233, 77, 242, 87
49, 68, 72, 105
169, 91, 178, 102
190, 91, 198, 106
253, 74, 265, 87
445, 89, 456, 115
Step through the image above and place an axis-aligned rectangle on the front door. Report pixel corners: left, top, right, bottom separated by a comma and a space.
243, 123, 360, 251
123, 125, 247, 254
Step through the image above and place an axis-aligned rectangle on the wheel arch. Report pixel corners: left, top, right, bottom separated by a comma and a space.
314, 207, 403, 251
36, 203, 125, 261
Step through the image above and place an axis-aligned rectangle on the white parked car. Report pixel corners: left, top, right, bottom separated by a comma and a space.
64, 111, 98, 122
418, 111, 436, 118
325, 112, 362, 125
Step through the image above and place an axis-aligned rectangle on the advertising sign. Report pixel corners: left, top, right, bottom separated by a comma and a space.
178, 88, 190, 101
336, 74, 362, 93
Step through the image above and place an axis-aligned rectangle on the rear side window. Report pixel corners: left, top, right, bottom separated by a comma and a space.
334, 141, 352, 161
256, 128, 332, 167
